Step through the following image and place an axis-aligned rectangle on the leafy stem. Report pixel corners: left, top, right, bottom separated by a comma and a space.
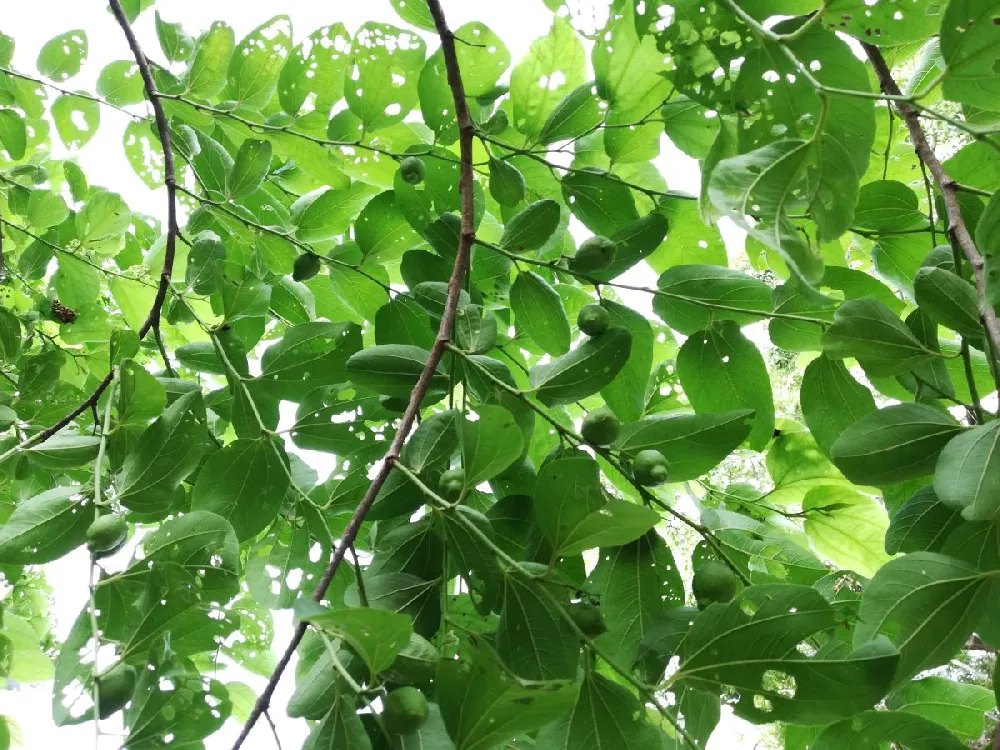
391, 461, 697, 747
232, 2, 477, 745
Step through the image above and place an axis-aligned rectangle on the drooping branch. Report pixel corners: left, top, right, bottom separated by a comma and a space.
0, 1, 180, 464
863, 43, 1000, 367
230, 1, 477, 746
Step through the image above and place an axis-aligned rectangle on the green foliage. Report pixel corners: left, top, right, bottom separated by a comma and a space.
0, 3, 998, 748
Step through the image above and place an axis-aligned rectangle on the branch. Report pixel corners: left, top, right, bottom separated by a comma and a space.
863, 44, 1000, 368
230, 1, 477, 745
0, 1, 180, 466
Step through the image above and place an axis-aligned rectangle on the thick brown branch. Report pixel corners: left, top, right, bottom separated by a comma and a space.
0, 2, 180, 462
864, 43, 1000, 364
231, 1, 476, 745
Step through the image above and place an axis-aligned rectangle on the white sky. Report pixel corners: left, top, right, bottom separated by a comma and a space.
0, 1, 763, 748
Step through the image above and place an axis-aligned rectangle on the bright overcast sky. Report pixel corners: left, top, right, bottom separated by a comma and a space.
0, 2, 753, 748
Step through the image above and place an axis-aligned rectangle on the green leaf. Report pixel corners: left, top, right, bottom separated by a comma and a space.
0, 110, 26, 160
187, 22, 235, 98
37, 30, 87, 82
708, 140, 827, 284
660, 95, 720, 159
885, 486, 964, 555
226, 16, 291, 109
529, 327, 631, 406
191, 437, 289, 541
535, 673, 670, 748
258, 321, 360, 401
812, 710, 966, 750
537, 83, 602, 146
586, 532, 684, 666
460, 405, 524, 485
802, 486, 891, 578
977, 189, 1000, 306
390, 0, 435, 31
0, 486, 90, 564
510, 17, 586, 139
823, 0, 945, 45
155, 12, 195, 63
228, 139, 272, 200
616, 410, 755, 481
533, 456, 604, 551
852, 180, 928, 232
437, 639, 578, 750
115, 390, 207, 515
653, 264, 772, 334
303, 696, 370, 750
347, 344, 447, 399
913, 267, 982, 339
51, 95, 99, 149
822, 298, 940, 377
246, 511, 330, 610
488, 157, 525, 207
346, 23, 426, 130
599, 300, 653, 423
453, 23, 510, 98
676, 321, 774, 451
887, 676, 995, 741
558, 501, 660, 556
934, 420, 1000, 521
454, 305, 496, 355
402, 410, 459, 474
25, 434, 101, 469
510, 271, 570, 356
800, 354, 877, 457
560, 168, 639, 237
675, 584, 898, 724
78, 189, 130, 243
856, 552, 990, 683
296, 602, 413, 676
831, 404, 962, 485
278, 24, 350, 116
499, 199, 561, 252
495, 569, 579, 680
0, 308, 21, 362
96, 61, 144, 107
940, 0, 1000, 108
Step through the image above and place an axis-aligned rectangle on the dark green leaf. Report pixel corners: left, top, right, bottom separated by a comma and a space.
677, 321, 774, 451
831, 404, 962, 485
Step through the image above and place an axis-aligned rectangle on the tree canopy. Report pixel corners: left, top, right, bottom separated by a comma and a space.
0, 0, 999, 747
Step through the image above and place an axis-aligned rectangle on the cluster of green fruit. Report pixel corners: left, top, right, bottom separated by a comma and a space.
579, 407, 669, 488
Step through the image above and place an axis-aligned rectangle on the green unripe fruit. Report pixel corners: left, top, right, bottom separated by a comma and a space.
569, 236, 617, 273
569, 601, 607, 638
692, 560, 739, 609
86, 514, 128, 554
577, 304, 610, 336
95, 662, 136, 719
439, 467, 465, 500
399, 156, 426, 185
580, 409, 620, 447
292, 252, 322, 282
632, 449, 669, 486
382, 686, 429, 735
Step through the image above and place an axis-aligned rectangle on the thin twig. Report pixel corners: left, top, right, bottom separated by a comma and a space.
0, 1, 182, 467
230, 1, 476, 745
262, 710, 282, 750
863, 44, 1000, 374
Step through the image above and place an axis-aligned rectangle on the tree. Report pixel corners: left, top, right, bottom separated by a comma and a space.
0, 0, 997, 747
